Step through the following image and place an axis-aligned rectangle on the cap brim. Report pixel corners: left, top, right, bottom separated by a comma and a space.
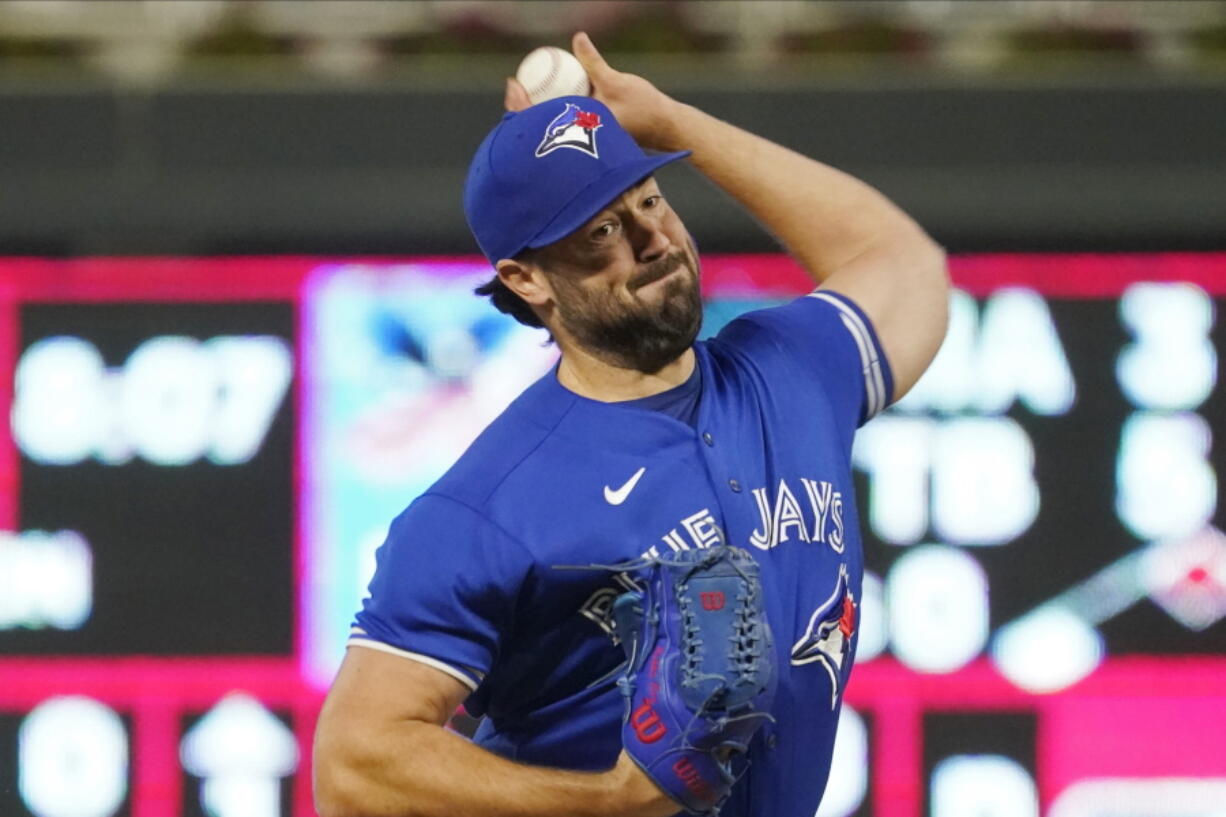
525, 150, 691, 252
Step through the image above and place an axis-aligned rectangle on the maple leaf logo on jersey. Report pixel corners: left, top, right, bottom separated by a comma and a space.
535, 103, 603, 158
791, 563, 856, 709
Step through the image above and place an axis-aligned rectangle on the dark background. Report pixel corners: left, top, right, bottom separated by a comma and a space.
2, 81, 1223, 258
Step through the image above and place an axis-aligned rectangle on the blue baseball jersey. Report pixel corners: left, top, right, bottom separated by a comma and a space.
352, 289, 893, 817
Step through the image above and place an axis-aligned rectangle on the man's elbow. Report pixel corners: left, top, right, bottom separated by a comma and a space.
314, 735, 405, 817
927, 241, 951, 318
910, 236, 951, 321
879, 226, 949, 301
892, 232, 949, 307
314, 735, 440, 817
314, 793, 355, 817
314, 760, 367, 817
916, 234, 949, 287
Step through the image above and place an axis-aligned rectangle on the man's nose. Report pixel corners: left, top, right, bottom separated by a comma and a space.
631, 215, 671, 262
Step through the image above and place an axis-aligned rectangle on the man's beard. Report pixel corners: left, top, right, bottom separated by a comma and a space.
548, 246, 703, 374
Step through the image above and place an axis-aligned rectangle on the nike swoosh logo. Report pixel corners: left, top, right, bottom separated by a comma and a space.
604, 466, 647, 506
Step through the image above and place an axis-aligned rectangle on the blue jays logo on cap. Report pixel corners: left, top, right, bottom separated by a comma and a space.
790, 564, 857, 709
536, 103, 604, 159
465, 96, 689, 263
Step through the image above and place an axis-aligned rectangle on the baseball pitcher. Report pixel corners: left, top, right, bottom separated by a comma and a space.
314, 32, 948, 817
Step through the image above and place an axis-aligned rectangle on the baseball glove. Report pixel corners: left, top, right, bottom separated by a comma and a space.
610, 545, 776, 816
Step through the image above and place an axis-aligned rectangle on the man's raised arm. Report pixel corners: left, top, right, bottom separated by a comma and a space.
567, 32, 949, 401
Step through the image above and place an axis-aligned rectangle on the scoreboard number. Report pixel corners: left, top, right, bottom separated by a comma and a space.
930, 755, 1037, 817
0, 531, 92, 631
1116, 282, 1216, 411
18, 697, 128, 817
13, 335, 292, 467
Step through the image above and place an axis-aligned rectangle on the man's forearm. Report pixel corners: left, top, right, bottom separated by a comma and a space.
315, 719, 674, 817
660, 101, 940, 282
654, 98, 949, 399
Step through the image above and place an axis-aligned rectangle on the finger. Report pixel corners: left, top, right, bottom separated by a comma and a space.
572, 31, 612, 79
504, 76, 531, 112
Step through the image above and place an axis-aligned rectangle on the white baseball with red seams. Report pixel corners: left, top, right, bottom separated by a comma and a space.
515, 47, 591, 105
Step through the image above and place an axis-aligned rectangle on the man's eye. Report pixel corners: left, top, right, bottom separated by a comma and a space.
643, 195, 661, 208
592, 223, 618, 239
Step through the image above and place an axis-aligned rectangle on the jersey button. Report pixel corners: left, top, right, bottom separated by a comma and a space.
767, 734, 778, 750
702, 432, 714, 446
728, 478, 742, 493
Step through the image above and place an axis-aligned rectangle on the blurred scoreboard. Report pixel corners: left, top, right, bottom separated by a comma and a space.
0, 255, 1222, 817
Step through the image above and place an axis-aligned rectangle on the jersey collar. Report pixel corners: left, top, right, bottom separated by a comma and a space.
517, 346, 713, 457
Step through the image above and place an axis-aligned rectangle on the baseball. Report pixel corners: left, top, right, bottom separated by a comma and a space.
515, 46, 591, 105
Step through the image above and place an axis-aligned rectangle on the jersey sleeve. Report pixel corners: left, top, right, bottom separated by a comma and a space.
350, 493, 533, 691
715, 289, 894, 430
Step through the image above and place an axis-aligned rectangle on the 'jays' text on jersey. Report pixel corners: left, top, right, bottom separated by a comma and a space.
352, 289, 893, 817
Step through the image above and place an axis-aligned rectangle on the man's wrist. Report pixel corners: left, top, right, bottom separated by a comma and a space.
604, 751, 680, 817
653, 100, 701, 154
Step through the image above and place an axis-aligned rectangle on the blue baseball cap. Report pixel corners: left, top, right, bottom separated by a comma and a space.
464, 96, 690, 263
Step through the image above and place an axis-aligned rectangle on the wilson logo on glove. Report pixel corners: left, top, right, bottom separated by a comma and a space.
629, 645, 669, 743
672, 757, 718, 803
630, 699, 667, 743
607, 545, 777, 817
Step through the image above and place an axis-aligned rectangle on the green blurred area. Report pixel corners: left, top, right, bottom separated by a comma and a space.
0, 0, 1223, 84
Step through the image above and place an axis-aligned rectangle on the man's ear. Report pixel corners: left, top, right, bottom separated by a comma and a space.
496, 258, 553, 308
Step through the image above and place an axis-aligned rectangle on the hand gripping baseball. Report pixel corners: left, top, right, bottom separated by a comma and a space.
505, 32, 685, 154
611, 546, 776, 816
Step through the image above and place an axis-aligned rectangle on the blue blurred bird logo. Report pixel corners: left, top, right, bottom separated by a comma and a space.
791, 563, 857, 709
536, 103, 603, 158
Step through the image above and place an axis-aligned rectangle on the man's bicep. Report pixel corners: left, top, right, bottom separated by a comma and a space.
819, 241, 949, 402
322, 645, 471, 733
313, 646, 473, 815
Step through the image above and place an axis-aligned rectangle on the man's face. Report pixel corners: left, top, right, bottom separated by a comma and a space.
532, 177, 703, 374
